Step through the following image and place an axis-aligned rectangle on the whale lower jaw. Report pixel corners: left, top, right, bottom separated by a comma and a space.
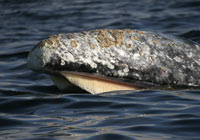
50, 72, 141, 94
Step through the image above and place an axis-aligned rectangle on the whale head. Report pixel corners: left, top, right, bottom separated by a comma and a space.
28, 29, 200, 94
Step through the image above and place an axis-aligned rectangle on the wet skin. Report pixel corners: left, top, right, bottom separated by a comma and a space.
27, 29, 200, 94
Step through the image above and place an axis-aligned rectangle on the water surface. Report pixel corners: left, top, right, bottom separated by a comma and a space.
0, 0, 200, 139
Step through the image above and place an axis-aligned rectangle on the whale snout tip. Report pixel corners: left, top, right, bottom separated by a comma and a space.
27, 35, 63, 72
27, 45, 44, 72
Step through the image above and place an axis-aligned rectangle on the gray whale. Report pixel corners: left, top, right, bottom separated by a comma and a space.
27, 29, 200, 94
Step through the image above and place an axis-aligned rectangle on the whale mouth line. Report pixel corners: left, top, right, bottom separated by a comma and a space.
49, 71, 144, 94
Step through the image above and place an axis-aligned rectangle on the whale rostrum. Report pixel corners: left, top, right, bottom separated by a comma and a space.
27, 29, 200, 94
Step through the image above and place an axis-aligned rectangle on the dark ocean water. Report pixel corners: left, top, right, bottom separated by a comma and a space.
1, 0, 200, 139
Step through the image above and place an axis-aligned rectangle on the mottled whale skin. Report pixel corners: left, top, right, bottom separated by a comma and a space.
27, 29, 200, 93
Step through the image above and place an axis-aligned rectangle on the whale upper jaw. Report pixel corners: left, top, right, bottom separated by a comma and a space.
27, 29, 200, 94
27, 42, 143, 94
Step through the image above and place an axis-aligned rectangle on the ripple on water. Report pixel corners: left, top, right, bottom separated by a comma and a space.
1, 0, 200, 139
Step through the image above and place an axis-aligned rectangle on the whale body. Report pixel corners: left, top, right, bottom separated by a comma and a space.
27, 29, 200, 94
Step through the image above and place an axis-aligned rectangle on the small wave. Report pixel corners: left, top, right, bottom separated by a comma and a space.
180, 30, 200, 43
